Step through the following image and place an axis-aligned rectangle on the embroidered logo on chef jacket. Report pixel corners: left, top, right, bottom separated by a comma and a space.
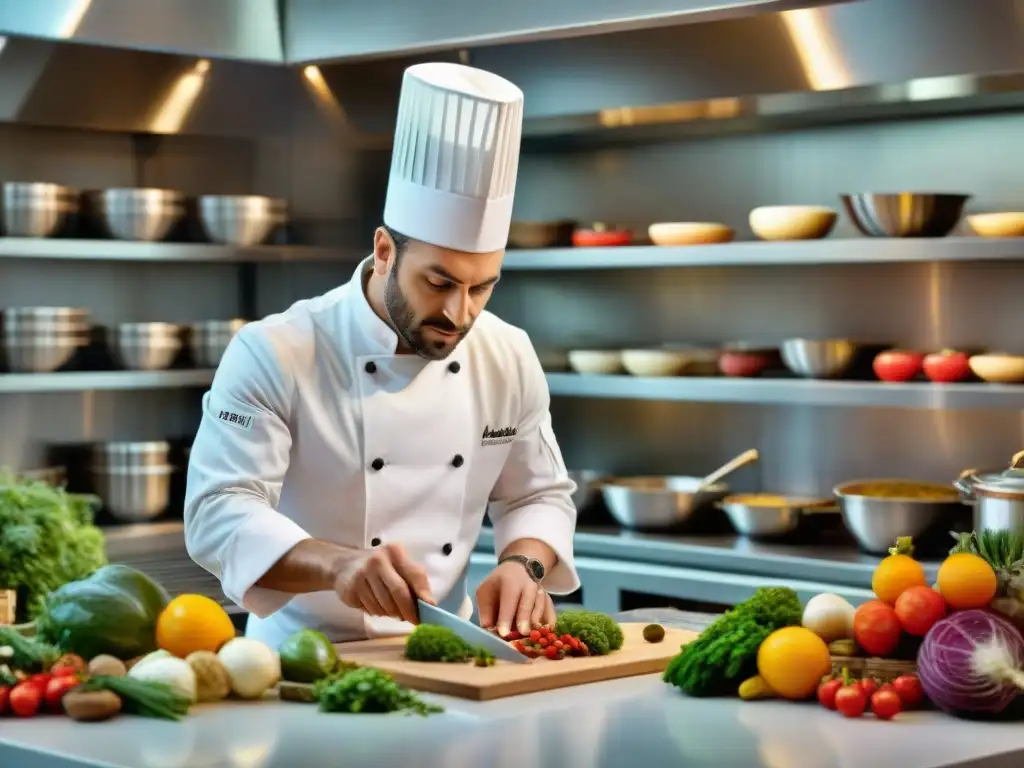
217, 410, 255, 432
481, 425, 517, 447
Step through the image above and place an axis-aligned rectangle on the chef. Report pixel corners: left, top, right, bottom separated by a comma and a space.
183, 62, 580, 650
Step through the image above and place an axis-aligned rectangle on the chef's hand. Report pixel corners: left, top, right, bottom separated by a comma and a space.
335, 542, 436, 625
476, 560, 556, 638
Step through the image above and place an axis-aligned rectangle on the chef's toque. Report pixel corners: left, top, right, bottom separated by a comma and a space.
383, 62, 525, 254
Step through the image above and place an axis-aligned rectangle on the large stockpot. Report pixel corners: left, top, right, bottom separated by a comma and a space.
956, 450, 1024, 533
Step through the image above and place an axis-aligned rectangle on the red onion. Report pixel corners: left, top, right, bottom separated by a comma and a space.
917, 609, 1024, 716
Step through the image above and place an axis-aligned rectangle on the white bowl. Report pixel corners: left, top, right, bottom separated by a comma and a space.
567, 350, 624, 375
749, 205, 837, 241
967, 212, 1024, 238
621, 349, 691, 377
969, 353, 1024, 384
648, 222, 734, 246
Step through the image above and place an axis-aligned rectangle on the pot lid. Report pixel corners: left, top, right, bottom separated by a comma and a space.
968, 450, 1024, 494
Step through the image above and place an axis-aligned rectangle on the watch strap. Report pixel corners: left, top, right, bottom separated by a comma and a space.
499, 554, 544, 583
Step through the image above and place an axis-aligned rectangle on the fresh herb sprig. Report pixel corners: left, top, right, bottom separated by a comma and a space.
313, 667, 442, 716
82, 675, 191, 721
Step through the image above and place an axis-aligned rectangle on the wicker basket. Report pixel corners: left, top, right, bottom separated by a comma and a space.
831, 655, 916, 680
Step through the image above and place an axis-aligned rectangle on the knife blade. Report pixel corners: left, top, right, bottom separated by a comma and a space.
416, 599, 530, 664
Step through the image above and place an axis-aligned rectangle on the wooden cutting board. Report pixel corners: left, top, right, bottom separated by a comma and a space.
321, 622, 697, 701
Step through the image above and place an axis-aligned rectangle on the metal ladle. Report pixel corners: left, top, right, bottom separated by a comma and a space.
696, 448, 760, 492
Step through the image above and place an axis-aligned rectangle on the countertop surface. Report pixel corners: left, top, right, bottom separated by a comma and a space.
3, 609, 1023, 768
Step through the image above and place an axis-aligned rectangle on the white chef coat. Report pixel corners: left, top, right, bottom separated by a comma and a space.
183, 257, 580, 649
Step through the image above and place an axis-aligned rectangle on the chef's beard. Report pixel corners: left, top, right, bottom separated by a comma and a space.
384, 267, 472, 360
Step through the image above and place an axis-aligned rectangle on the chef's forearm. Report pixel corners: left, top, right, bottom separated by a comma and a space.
255, 539, 359, 594
500, 538, 558, 573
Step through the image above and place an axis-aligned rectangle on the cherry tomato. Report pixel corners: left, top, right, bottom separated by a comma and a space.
892, 674, 925, 709
0, 685, 10, 715
44, 674, 80, 712
858, 678, 878, 697
9, 682, 43, 717
817, 678, 843, 710
923, 350, 971, 383
871, 689, 903, 720
894, 586, 947, 636
835, 685, 868, 718
873, 350, 924, 383
853, 600, 902, 656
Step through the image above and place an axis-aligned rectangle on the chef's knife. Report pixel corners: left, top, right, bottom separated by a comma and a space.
416, 599, 530, 664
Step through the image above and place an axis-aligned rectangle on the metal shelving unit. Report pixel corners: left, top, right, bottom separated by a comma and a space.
0, 238, 352, 263
0, 370, 216, 394
546, 372, 1024, 410
502, 237, 1024, 270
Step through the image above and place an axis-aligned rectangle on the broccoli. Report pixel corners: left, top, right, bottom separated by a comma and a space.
404, 625, 473, 663
663, 586, 802, 697
554, 610, 624, 655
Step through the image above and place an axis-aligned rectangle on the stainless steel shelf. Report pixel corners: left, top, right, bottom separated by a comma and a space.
503, 237, 1024, 270
546, 372, 1024, 410
0, 238, 353, 263
0, 370, 215, 393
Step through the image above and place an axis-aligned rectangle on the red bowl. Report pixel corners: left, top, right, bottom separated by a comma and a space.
572, 228, 633, 247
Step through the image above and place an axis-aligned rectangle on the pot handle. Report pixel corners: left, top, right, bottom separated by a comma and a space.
954, 468, 979, 503
1012, 450, 1024, 470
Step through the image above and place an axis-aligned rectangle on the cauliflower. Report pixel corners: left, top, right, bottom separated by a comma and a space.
404, 625, 472, 662
554, 610, 624, 655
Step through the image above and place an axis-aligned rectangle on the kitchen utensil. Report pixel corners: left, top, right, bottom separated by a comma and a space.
2, 307, 89, 338
568, 469, 605, 511
572, 224, 632, 247
93, 441, 170, 470
748, 205, 837, 241
567, 349, 623, 375
719, 348, 777, 377
968, 353, 1024, 384
189, 319, 246, 367
2, 337, 79, 373
840, 193, 969, 238
621, 349, 691, 377
719, 493, 834, 538
508, 220, 577, 249
780, 338, 856, 379
92, 465, 173, 522
955, 450, 1024, 533
198, 195, 287, 246
416, 600, 529, 664
648, 222, 734, 246
697, 448, 760, 491
2, 182, 78, 238
600, 475, 731, 529
330, 622, 697, 701
93, 188, 185, 242
111, 323, 181, 370
662, 345, 720, 376
967, 212, 1024, 238
833, 479, 964, 554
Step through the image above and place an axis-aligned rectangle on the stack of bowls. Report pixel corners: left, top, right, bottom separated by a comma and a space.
93, 188, 185, 242
110, 322, 181, 370
92, 441, 173, 522
1, 307, 89, 372
2, 182, 78, 238
189, 319, 246, 367
198, 195, 287, 246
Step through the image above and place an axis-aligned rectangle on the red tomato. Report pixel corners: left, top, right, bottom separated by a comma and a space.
572, 228, 632, 247
718, 351, 772, 378
858, 678, 878, 697
922, 350, 971, 383
853, 600, 903, 656
9, 682, 43, 718
873, 350, 924, 383
817, 678, 843, 709
835, 685, 868, 718
871, 689, 903, 720
44, 674, 80, 712
0, 685, 9, 715
894, 585, 947, 636
892, 674, 925, 708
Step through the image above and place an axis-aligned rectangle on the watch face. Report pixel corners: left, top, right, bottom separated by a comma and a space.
527, 559, 545, 580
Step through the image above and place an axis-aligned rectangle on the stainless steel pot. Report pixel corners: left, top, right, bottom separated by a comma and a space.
956, 450, 1024, 533
93, 441, 171, 470
719, 494, 835, 538
834, 479, 964, 553
92, 465, 173, 522
599, 476, 730, 529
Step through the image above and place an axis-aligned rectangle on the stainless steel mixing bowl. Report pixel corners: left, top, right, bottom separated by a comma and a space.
189, 319, 246, 367
780, 338, 857, 379
93, 188, 185, 242
600, 475, 730, 529
840, 193, 969, 238
198, 195, 286, 246
2, 182, 78, 238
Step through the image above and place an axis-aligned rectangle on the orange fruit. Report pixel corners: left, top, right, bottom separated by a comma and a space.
156, 594, 236, 658
756, 626, 831, 700
937, 553, 998, 610
872, 552, 927, 605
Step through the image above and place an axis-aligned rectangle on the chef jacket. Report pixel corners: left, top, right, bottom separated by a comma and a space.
184, 257, 580, 649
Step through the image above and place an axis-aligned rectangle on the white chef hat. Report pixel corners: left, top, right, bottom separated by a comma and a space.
383, 62, 524, 254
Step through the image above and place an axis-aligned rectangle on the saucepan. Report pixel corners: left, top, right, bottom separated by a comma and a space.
598, 449, 759, 529
955, 449, 1024, 533
718, 493, 836, 539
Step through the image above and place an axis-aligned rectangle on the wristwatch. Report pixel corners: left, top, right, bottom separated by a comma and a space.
499, 555, 545, 583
